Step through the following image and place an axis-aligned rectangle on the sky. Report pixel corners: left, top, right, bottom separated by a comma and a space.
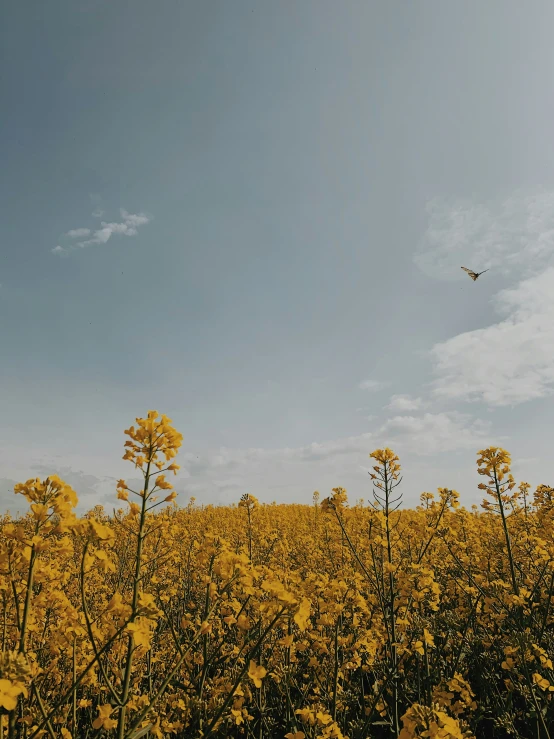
2, 1, 554, 515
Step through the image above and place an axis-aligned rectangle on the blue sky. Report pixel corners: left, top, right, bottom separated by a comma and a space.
2, 1, 554, 514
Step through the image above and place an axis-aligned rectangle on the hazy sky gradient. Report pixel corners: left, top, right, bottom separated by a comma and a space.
2, 1, 554, 514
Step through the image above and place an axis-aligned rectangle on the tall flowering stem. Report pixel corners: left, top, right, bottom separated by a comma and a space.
238, 494, 258, 563
116, 411, 182, 739
477, 447, 519, 597
369, 447, 403, 738
9, 475, 78, 739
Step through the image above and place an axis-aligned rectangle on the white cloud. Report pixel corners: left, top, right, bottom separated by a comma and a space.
77, 209, 150, 246
181, 431, 376, 473
429, 267, 554, 407
359, 379, 389, 392
173, 410, 493, 505
120, 209, 149, 229
385, 394, 423, 412
189, 412, 492, 472
66, 228, 91, 238
294, 432, 375, 461
415, 189, 554, 282
53, 208, 151, 255
377, 412, 495, 455
176, 436, 376, 500
413, 189, 554, 408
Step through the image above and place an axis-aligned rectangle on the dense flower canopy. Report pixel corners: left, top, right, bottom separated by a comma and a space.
0, 413, 552, 738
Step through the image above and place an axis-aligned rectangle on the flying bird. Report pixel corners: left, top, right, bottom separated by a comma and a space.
461, 267, 489, 281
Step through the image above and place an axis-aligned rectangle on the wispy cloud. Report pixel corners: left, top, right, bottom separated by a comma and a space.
385, 394, 423, 412
172, 410, 492, 503
66, 228, 91, 238
378, 412, 496, 456
415, 189, 554, 282
175, 437, 377, 500
181, 432, 376, 473
359, 379, 390, 392
53, 208, 151, 255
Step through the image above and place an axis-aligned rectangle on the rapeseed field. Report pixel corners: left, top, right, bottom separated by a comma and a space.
1, 411, 553, 739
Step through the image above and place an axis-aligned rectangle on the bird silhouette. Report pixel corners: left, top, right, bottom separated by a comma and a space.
461, 267, 489, 281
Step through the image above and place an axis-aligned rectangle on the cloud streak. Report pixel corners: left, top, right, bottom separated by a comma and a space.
172, 410, 492, 503
66, 228, 91, 238
359, 379, 390, 392
53, 209, 151, 255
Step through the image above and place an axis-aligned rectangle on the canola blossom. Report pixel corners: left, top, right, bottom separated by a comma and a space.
0, 413, 552, 738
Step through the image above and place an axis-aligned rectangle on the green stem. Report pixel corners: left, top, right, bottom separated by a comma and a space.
117, 458, 152, 739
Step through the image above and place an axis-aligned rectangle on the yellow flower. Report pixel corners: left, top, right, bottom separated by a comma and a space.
533, 672, 553, 691
93, 549, 116, 573
248, 660, 267, 688
137, 592, 163, 619
126, 618, 154, 649
293, 598, 311, 631
237, 614, 250, 631
155, 475, 172, 490
92, 703, 117, 730
0, 679, 27, 711
86, 518, 115, 542
239, 493, 259, 510
423, 628, 435, 647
